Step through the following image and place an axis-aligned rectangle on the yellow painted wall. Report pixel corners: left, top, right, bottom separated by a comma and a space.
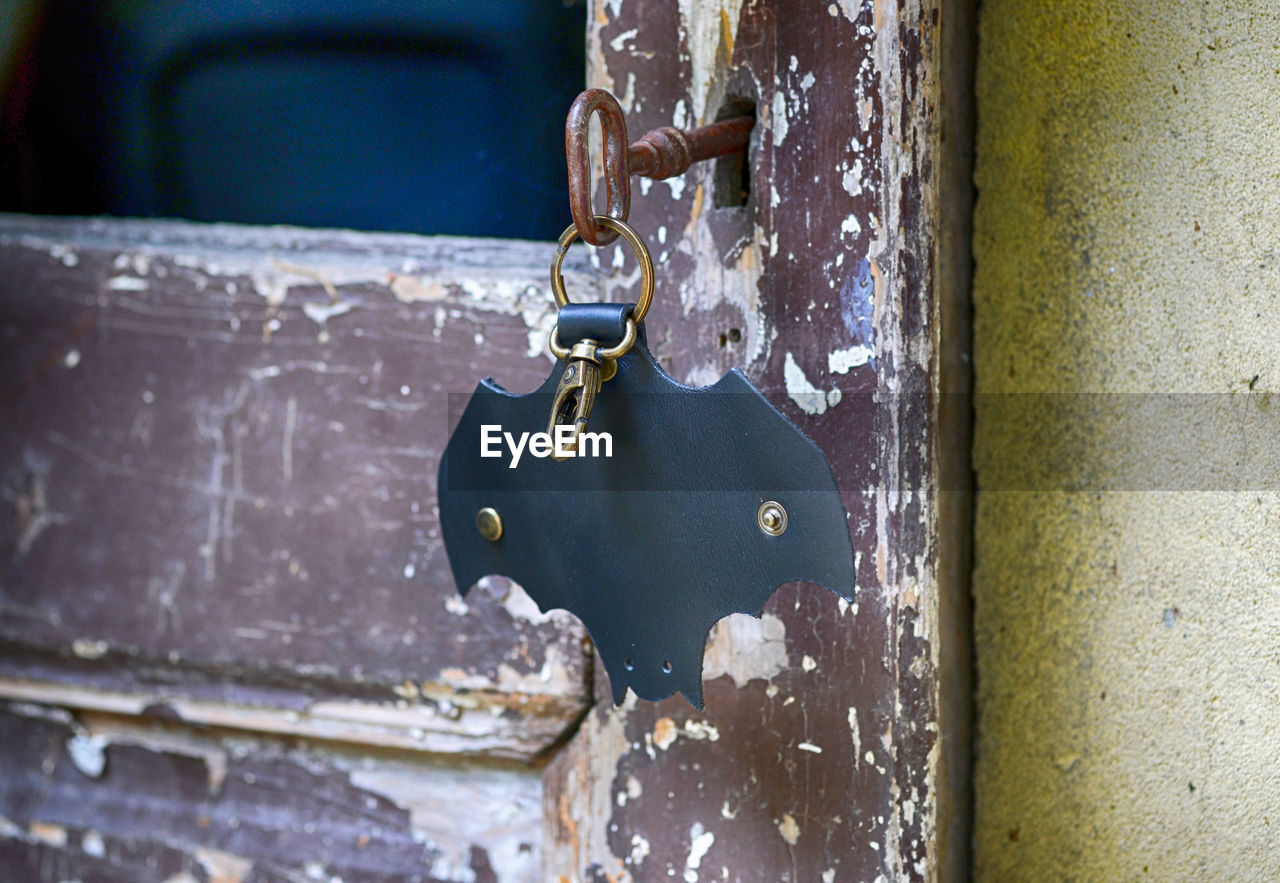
973, 2, 1280, 878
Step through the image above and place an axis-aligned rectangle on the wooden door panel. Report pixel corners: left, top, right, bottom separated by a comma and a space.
0, 702, 543, 881
0, 216, 593, 761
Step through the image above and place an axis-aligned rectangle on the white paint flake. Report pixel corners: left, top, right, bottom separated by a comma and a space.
685, 822, 715, 881
784, 352, 838, 415
499, 581, 563, 626
798, 742, 823, 754
849, 707, 862, 768
67, 733, 107, 778
684, 720, 720, 741
772, 91, 790, 146
842, 169, 862, 196
195, 847, 253, 883
673, 99, 690, 132
82, 830, 105, 858
72, 639, 108, 660
301, 299, 353, 327
778, 813, 800, 845
829, 345, 874, 374
629, 833, 651, 867
617, 775, 643, 807
107, 276, 149, 290
702, 612, 789, 687
609, 28, 640, 52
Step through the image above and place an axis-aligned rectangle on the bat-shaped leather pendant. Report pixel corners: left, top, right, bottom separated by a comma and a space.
437, 317, 855, 709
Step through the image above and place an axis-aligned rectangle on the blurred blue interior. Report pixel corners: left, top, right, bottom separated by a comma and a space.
4, 1, 586, 238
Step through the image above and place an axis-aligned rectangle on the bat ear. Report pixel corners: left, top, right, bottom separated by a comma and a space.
610, 676, 630, 706
679, 683, 705, 711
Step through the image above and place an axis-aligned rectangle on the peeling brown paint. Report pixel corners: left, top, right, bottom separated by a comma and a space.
0, 703, 542, 881
543, 0, 958, 879
0, 217, 596, 763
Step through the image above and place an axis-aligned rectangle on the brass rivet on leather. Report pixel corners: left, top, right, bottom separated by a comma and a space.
476, 507, 504, 542
757, 501, 788, 537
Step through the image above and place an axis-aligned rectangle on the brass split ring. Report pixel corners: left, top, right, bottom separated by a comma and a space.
548, 215, 654, 362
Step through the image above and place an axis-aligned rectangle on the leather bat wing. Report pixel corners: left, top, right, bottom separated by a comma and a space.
437, 335, 855, 708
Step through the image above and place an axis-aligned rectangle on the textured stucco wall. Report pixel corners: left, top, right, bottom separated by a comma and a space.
973, 3, 1280, 879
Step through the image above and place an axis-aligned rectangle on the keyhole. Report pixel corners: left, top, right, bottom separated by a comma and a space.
713, 98, 755, 209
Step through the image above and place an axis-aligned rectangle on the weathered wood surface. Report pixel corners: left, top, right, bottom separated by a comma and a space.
544, 0, 969, 879
0, 215, 594, 761
0, 701, 543, 882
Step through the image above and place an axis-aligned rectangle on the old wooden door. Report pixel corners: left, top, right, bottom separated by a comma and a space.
0, 1, 971, 880
541, 1, 972, 879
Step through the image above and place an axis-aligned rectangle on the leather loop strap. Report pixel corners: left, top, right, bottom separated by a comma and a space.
555, 303, 635, 350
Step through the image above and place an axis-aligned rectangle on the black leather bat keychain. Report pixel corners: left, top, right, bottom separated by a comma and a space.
437, 217, 854, 709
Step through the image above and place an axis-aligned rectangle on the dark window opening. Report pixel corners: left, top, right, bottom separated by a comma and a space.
0, 1, 586, 239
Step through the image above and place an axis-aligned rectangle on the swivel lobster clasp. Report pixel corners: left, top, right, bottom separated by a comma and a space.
547, 339, 603, 458
544, 214, 655, 460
